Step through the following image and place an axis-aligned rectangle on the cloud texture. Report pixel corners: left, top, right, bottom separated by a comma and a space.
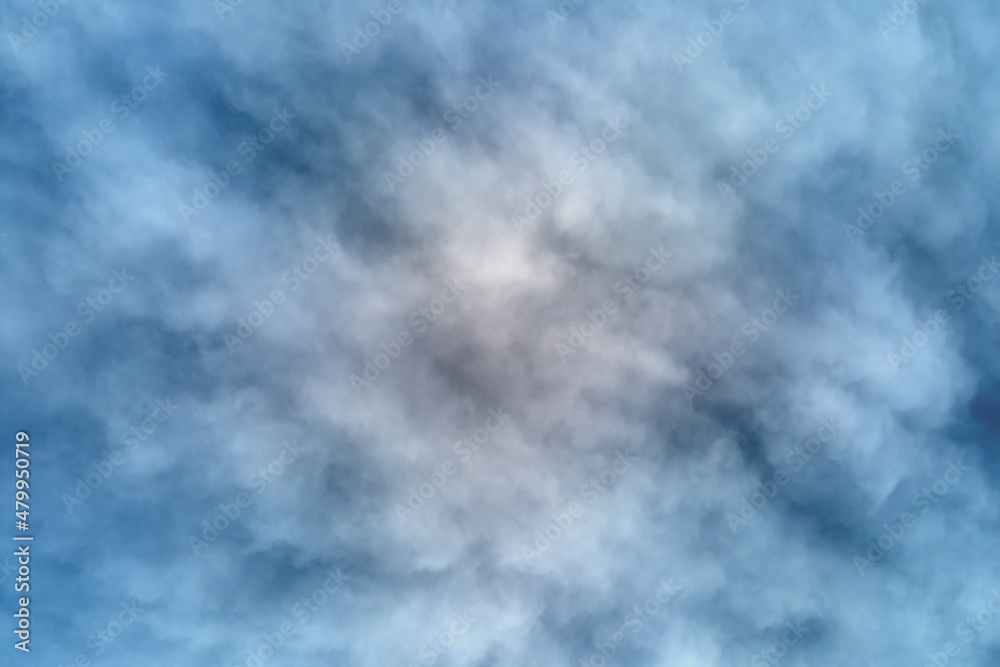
2, 0, 1000, 665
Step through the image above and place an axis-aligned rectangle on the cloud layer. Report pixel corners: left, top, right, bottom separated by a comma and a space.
2, 0, 999, 665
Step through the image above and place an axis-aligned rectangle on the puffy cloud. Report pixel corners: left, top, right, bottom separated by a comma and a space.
2, 0, 999, 664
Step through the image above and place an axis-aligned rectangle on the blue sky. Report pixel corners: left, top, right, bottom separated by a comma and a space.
2, 0, 1000, 665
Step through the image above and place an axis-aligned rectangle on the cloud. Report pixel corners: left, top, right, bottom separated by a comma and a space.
2, 0, 999, 664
